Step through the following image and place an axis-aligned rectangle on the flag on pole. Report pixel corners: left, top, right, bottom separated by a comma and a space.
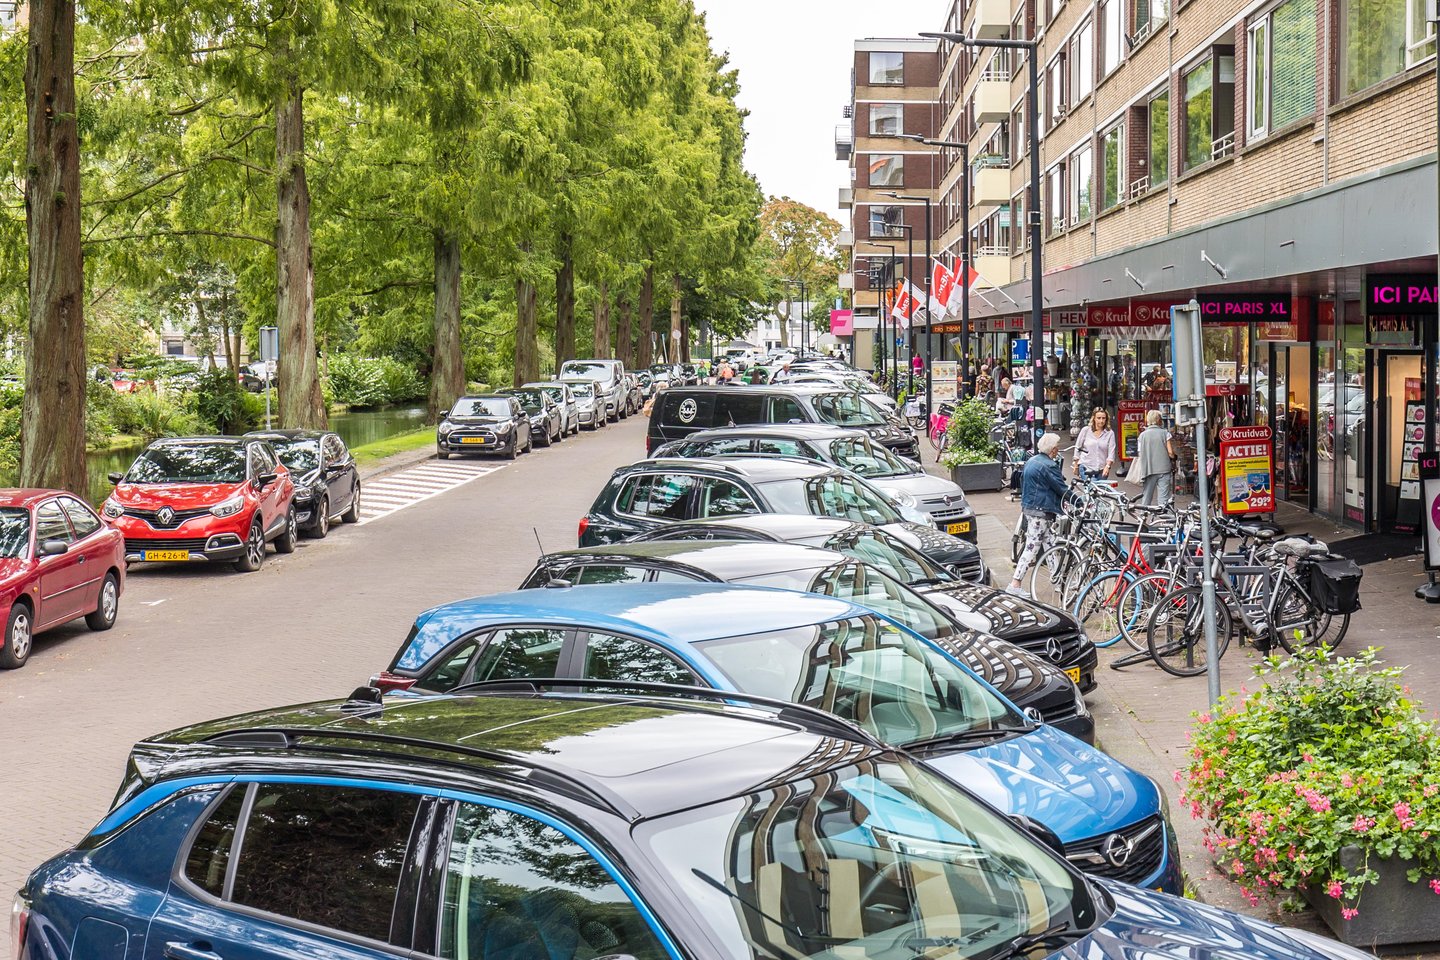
930, 260, 957, 316
946, 266, 980, 317
890, 283, 916, 324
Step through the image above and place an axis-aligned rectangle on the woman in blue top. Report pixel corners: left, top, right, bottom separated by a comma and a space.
1007, 433, 1069, 597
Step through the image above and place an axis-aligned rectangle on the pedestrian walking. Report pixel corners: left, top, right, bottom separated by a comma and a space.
1073, 408, 1117, 480
1134, 409, 1176, 505
1008, 432, 1068, 597
911, 353, 924, 380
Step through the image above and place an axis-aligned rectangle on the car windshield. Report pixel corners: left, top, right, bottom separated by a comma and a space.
637, 757, 1091, 960
651, 365, 673, 375
562, 361, 613, 382
268, 439, 320, 474
812, 391, 884, 427
126, 444, 246, 484
826, 437, 912, 478
696, 613, 1020, 747
536, 386, 565, 404
823, 530, 954, 585
0, 508, 30, 559
567, 382, 595, 398
760, 475, 902, 525
510, 390, 545, 412
451, 398, 511, 418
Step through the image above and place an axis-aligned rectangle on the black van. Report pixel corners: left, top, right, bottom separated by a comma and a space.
646, 386, 917, 457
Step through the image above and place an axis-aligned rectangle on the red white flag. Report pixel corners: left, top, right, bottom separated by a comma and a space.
890, 283, 915, 324
930, 261, 957, 316
946, 266, 980, 317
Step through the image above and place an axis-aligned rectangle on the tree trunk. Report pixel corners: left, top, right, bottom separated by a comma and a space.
669, 274, 683, 365
777, 305, 790, 348
616, 299, 633, 367
514, 277, 538, 387
275, 77, 326, 428
638, 265, 654, 367
219, 287, 238, 374
593, 280, 612, 359
20, 0, 86, 492
429, 230, 465, 419
555, 240, 575, 366
195, 297, 216, 367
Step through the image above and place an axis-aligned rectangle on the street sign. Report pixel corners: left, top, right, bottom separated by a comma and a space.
1170, 301, 1201, 404
259, 326, 279, 363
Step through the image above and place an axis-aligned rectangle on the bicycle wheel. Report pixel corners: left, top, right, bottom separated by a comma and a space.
1270, 576, 1349, 653
1145, 585, 1233, 677
1029, 544, 1077, 608
1114, 571, 1181, 651
1071, 571, 1135, 647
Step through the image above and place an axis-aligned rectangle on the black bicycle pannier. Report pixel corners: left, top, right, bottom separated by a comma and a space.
1308, 556, 1363, 615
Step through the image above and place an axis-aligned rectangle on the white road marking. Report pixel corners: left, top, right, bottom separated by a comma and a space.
142, 599, 168, 606
356, 459, 506, 525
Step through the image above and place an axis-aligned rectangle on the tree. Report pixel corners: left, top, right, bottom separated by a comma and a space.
757, 197, 841, 348
21, 0, 87, 491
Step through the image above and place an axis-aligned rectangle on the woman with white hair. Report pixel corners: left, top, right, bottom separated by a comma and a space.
1007, 432, 1069, 597
1135, 409, 1176, 505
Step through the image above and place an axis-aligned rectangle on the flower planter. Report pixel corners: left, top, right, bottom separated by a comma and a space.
950, 461, 1003, 491
1300, 845, 1440, 948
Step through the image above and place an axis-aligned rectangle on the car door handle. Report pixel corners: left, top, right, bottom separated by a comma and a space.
164, 943, 223, 960
76, 554, 85, 563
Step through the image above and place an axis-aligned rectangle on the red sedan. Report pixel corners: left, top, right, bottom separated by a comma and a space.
0, 490, 125, 669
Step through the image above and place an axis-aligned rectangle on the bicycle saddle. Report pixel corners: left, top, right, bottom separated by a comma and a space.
1236, 523, 1279, 540
1129, 503, 1169, 515
1274, 537, 1329, 557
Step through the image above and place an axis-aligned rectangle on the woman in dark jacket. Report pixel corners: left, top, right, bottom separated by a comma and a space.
1007, 432, 1068, 597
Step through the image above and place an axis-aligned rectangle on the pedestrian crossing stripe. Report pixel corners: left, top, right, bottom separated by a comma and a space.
356, 459, 506, 525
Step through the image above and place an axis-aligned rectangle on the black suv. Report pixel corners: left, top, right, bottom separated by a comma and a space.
647, 385, 916, 456
520, 540, 1092, 740
635, 513, 1098, 691
244, 429, 361, 537
438, 394, 533, 459
579, 456, 978, 571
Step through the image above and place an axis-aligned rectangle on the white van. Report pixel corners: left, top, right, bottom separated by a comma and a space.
559, 359, 628, 419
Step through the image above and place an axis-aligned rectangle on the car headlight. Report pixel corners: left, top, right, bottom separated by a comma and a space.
210, 495, 245, 518
889, 491, 918, 509
437, 421, 453, 435
293, 486, 314, 502
101, 499, 124, 519
1072, 682, 1090, 717
1278, 926, 1382, 960
1146, 775, 1172, 820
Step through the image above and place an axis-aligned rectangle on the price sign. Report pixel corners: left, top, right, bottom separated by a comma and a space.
1219, 425, 1275, 515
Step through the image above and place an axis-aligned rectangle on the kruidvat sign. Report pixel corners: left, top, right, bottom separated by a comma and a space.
1367, 274, 1440, 316
1196, 293, 1290, 320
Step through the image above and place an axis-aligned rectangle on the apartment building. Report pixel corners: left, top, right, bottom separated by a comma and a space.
838, 38, 943, 374
922, 0, 1439, 534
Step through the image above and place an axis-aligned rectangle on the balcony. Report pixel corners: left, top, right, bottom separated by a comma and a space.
834, 123, 853, 161
973, 251, 1012, 286
839, 187, 853, 209
838, 272, 855, 290
966, 0, 1012, 40
837, 229, 854, 247
973, 79, 1010, 125
971, 167, 1009, 210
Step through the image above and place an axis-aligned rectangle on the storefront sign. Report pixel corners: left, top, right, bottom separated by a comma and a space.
1366, 274, 1439, 315
1368, 315, 1419, 346
1087, 304, 1130, 326
1118, 400, 1148, 462
932, 361, 958, 402
1218, 425, 1275, 515
1197, 294, 1290, 321
830, 310, 853, 336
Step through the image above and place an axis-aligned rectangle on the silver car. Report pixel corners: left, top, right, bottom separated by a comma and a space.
560, 358, 627, 419
560, 377, 609, 430
524, 381, 581, 437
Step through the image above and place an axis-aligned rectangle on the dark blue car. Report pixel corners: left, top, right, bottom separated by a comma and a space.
18, 688, 1366, 960
376, 583, 1181, 893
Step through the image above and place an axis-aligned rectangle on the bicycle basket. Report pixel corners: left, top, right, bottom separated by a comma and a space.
1307, 556, 1363, 615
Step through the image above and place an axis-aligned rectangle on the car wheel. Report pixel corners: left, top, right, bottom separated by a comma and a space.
233, 518, 265, 572
553, 423, 563, 443
85, 573, 120, 631
341, 484, 361, 523
275, 507, 298, 554
308, 496, 330, 539
0, 601, 33, 669
437, 448, 450, 460
508, 440, 519, 460
537, 425, 551, 447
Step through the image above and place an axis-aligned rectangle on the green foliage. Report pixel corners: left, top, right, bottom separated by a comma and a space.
327, 355, 426, 408
1181, 648, 1440, 914
939, 398, 1001, 468
186, 368, 256, 434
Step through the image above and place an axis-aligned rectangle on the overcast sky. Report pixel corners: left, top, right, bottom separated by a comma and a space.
695, 1, 941, 222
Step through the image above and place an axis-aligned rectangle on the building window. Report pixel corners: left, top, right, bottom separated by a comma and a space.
1248, 0, 1318, 139
0, 2, 16, 26
1072, 20, 1095, 102
870, 104, 904, 136
1148, 88, 1170, 186
868, 154, 904, 187
1071, 144, 1093, 223
1339, 0, 1433, 95
869, 205, 904, 238
1010, 104, 1025, 164
1134, 0, 1169, 41
1099, 0, 1124, 77
1046, 54, 1068, 130
1046, 161, 1067, 234
1183, 61, 1212, 169
870, 51, 905, 85
1101, 122, 1124, 210
1011, 191, 1028, 251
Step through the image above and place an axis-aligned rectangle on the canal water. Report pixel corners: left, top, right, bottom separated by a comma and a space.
83, 405, 428, 504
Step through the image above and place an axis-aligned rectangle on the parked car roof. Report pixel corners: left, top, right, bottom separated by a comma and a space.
243, 429, 328, 442
677, 423, 870, 442
0, 489, 81, 508
630, 455, 836, 481
637, 513, 858, 541
544, 540, 853, 582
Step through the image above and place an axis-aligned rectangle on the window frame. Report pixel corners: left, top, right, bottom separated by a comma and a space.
1070, 143, 1093, 224
869, 103, 904, 136
34, 499, 75, 545
576, 628, 705, 686
58, 495, 102, 539
615, 472, 702, 523
412, 624, 581, 692
869, 51, 905, 85
1071, 18, 1095, 103
867, 154, 906, 187
1147, 85, 1171, 187
1100, 120, 1125, 211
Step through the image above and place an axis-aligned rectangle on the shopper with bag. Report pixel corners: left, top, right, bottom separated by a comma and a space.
1007, 433, 1068, 598
1133, 409, 1175, 505
1073, 408, 1117, 480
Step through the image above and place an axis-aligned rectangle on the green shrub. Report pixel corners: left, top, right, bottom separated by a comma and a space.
188, 368, 257, 434
110, 390, 206, 439
327, 355, 427, 407
938, 397, 1001, 468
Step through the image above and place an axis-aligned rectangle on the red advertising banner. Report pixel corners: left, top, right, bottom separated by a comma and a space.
1118, 400, 1148, 462
1218, 425, 1275, 515
830, 309, 853, 336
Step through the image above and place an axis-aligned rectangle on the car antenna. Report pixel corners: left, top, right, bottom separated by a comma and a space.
534, 528, 571, 588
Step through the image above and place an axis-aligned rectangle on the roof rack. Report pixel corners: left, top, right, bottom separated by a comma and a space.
199, 723, 638, 820
446, 678, 885, 749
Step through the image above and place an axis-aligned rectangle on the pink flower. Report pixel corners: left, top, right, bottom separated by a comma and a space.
1172, 770, 1183, 784
1326, 881, 1344, 898
1395, 802, 1416, 830
1232, 859, 1246, 876
1352, 816, 1375, 833
1199, 713, 1213, 724
1341, 908, 1359, 921
1340, 773, 1354, 788
1302, 753, 1314, 764
1429, 879, 1440, 895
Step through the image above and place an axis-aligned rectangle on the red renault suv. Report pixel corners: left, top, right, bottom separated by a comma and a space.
103, 436, 297, 572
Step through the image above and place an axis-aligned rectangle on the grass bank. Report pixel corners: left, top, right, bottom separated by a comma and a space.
350, 427, 434, 467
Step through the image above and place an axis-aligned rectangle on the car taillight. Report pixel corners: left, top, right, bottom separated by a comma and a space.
371, 671, 417, 694
578, 516, 590, 540
11, 892, 30, 960
645, 435, 653, 454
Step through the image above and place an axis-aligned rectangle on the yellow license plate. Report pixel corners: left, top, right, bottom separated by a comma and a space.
947, 520, 972, 535
144, 549, 190, 561
1065, 667, 1082, 684
459, 437, 488, 444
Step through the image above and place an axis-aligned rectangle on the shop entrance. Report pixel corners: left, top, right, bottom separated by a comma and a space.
1373, 351, 1424, 533
1271, 344, 1311, 505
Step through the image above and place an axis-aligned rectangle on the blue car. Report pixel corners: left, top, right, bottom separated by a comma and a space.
375, 582, 1183, 894
17, 688, 1361, 960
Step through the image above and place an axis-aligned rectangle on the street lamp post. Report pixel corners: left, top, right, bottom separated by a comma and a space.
885, 221, 914, 395
883, 188, 937, 419
860, 242, 898, 383
923, 29, 1043, 438
781, 278, 809, 354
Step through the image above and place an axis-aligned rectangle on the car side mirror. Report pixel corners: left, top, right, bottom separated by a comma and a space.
107, 471, 124, 484
39, 539, 69, 557
255, 471, 278, 488
1010, 815, 1066, 856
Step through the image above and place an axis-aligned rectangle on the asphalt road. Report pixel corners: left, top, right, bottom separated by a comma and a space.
0, 416, 648, 894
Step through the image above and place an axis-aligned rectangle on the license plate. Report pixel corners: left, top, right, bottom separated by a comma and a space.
459, 437, 488, 444
947, 520, 972, 535
1065, 667, 1082, 684
144, 549, 190, 561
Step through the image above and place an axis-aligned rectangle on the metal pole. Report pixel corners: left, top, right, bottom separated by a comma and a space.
1189, 310, 1223, 705
960, 145, 971, 399
922, 196, 933, 418
264, 366, 272, 429
904, 224, 914, 395
1027, 48, 1045, 441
